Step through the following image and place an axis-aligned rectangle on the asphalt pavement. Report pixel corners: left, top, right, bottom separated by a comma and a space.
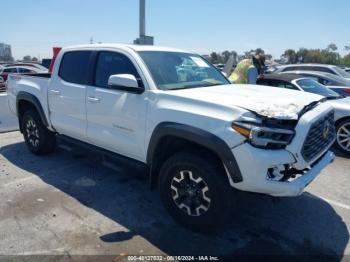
0, 131, 349, 261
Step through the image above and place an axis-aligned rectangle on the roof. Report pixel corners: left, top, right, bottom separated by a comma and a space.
281, 70, 339, 79
62, 43, 191, 54
262, 73, 305, 83
277, 63, 337, 69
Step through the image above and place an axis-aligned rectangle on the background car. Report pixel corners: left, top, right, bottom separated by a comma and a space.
0, 66, 47, 87
280, 70, 350, 97
257, 73, 350, 154
274, 64, 350, 80
5, 63, 49, 71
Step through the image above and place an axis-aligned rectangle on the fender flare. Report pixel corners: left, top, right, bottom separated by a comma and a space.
147, 122, 243, 187
16, 91, 49, 131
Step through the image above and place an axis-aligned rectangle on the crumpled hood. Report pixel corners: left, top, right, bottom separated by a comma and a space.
171, 84, 324, 120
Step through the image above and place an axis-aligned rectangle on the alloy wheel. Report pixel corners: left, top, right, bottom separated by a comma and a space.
26, 118, 40, 148
170, 170, 211, 217
337, 122, 350, 153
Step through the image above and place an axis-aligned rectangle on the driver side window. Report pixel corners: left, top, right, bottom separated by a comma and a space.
94, 51, 142, 88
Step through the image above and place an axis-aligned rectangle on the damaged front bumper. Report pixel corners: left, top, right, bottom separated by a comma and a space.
228, 143, 335, 197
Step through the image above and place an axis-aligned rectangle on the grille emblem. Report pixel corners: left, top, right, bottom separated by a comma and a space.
322, 121, 331, 140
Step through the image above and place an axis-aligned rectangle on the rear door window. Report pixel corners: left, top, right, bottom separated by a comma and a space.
59, 51, 92, 85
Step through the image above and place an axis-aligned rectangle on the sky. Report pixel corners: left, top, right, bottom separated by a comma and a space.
1, 0, 350, 60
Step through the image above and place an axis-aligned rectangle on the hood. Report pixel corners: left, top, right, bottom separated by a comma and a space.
170, 84, 324, 120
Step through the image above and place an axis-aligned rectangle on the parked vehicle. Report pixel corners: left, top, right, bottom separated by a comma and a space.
0, 66, 47, 85
258, 73, 350, 154
0, 76, 4, 93
5, 63, 49, 72
280, 70, 350, 97
6, 44, 335, 230
274, 64, 350, 81
345, 68, 350, 73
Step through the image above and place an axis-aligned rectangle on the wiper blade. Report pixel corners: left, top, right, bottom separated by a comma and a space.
298, 99, 325, 118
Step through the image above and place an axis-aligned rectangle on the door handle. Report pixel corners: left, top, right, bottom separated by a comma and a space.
87, 96, 100, 103
50, 89, 61, 95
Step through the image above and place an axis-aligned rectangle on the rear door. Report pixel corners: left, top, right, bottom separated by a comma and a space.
48, 51, 93, 141
86, 50, 148, 161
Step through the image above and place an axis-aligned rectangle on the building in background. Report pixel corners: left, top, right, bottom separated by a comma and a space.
0, 43, 13, 61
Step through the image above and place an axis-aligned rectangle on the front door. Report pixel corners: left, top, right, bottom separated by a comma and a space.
86, 51, 148, 162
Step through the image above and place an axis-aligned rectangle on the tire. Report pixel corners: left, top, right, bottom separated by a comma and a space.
22, 110, 56, 155
335, 119, 350, 155
159, 152, 235, 232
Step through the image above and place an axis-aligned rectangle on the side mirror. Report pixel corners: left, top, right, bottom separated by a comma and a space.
108, 74, 144, 94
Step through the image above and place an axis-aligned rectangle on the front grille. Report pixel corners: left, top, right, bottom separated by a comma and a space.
302, 110, 335, 162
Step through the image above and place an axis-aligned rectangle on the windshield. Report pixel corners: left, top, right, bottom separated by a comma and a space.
296, 79, 341, 98
138, 51, 230, 90
333, 66, 350, 78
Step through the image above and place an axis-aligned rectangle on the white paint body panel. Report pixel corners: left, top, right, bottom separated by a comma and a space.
0, 93, 18, 133
5, 44, 336, 197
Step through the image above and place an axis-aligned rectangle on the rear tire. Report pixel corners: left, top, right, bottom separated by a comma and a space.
335, 119, 350, 155
159, 152, 235, 232
22, 110, 56, 155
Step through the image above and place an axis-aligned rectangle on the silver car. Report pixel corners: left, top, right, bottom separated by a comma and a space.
280, 70, 350, 97
274, 64, 350, 81
257, 73, 350, 154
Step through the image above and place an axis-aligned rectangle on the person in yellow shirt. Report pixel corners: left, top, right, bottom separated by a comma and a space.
229, 54, 266, 84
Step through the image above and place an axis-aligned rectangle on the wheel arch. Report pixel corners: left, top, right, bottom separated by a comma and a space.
16, 92, 49, 133
147, 122, 243, 190
335, 116, 350, 127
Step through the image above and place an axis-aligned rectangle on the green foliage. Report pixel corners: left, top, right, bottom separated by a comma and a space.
342, 54, 350, 67
281, 44, 344, 65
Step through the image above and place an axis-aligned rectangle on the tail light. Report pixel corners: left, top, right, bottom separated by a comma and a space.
344, 89, 350, 94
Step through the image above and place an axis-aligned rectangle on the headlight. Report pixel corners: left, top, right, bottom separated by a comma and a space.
232, 121, 295, 149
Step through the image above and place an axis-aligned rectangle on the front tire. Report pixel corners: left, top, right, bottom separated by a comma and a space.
22, 110, 56, 155
335, 119, 350, 155
159, 152, 235, 231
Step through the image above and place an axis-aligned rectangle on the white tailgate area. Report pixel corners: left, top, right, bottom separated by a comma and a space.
0, 93, 18, 133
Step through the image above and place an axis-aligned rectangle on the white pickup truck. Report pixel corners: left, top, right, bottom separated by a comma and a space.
6, 44, 335, 230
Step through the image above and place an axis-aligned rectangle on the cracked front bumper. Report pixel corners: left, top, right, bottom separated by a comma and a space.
229, 143, 335, 197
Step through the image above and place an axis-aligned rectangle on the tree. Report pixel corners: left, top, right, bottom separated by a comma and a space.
342, 54, 350, 67
327, 43, 338, 52
282, 49, 297, 64
23, 55, 31, 62
31, 57, 38, 62
296, 48, 308, 63
345, 46, 350, 51
210, 52, 219, 63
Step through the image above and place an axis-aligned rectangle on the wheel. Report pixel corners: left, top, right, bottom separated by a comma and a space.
159, 152, 235, 231
22, 110, 56, 155
335, 119, 350, 155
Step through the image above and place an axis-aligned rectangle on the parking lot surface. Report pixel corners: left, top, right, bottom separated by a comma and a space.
0, 131, 349, 260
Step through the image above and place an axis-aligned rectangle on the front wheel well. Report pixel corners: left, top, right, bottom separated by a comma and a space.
149, 136, 225, 190
335, 117, 350, 128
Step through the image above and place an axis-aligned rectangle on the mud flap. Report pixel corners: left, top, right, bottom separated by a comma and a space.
0, 93, 18, 133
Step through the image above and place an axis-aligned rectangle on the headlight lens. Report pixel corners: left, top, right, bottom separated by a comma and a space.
232, 121, 295, 149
